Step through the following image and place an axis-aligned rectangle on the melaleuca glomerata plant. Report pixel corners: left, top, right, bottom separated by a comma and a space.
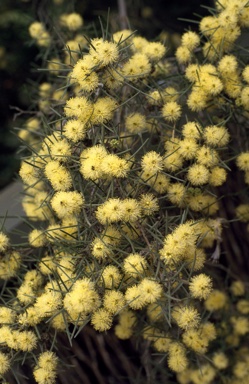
1, 1, 249, 383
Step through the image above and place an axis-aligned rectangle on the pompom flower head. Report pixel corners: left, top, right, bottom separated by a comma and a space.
0, 232, 9, 253
51, 191, 84, 219
162, 101, 182, 122
189, 273, 213, 300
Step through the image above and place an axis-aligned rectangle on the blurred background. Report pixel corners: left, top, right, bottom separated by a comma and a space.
0, 0, 213, 190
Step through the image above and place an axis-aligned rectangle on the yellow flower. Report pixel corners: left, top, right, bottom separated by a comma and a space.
122, 53, 151, 79
101, 265, 122, 289
190, 364, 216, 384
0, 352, 10, 375
163, 151, 183, 172
100, 226, 122, 246
231, 316, 249, 335
37, 31, 51, 47
13, 330, 38, 352
187, 164, 210, 186
185, 247, 206, 271
139, 278, 162, 304
212, 351, 229, 369
173, 305, 200, 330
33, 367, 57, 384
64, 278, 100, 316
17, 286, 36, 305
101, 154, 130, 178
120, 198, 142, 222
160, 231, 188, 265
235, 204, 249, 222
200, 74, 223, 96
119, 309, 136, 328
64, 96, 93, 122
181, 31, 200, 51
230, 280, 246, 296
51, 191, 84, 219
19, 160, 40, 185
147, 89, 165, 106
0, 232, 9, 252
89, 38, 119, 67
35, 291, 62, 318
141, 151, 164, 173
123, 253, 148, 276
204, 289, 228, 311
91, 308, 113, 331
208, 166, 227, 186
60, 13, 83, 31
39, 82, 51, 98
187, 89, 208, 112
64, 39, 81, 64
237, 299, 249, 314
0, 326, 12, 346
132, 36, 148, 51
29, 21, 45, 39
96, 198, 122, 225
143, 41, 166, 61
125, 113, 146, 134
153, 335, 171, 352
185, 64, 200, 83
203, 125, 230, 147
237, 152, 249, 171
162, 101, 182, 122
242, 65, 249, 83
38, 254, 57, 275
125, 285, 146, 309
38, 351, 58, 371
91, 237, 112, 259
63, 119, 87, 142
233, 360, 249, 379
196, 146, 219, 167
187, 193, 218, 215
103, 290, 125, 314
113, 29, 133, 44
0, 307, 16, 324
147, 303, 163, 322
45, 161, 72, 191
28, 229, 46, 247
49, 139, 71, 163
241, 86, 249, 109
200, 321, 217, 341
114, 324, 133, 339
0, 251, 22, 280
189, 273, 213, 300
147, 173, 170, 194
94, 40, 119, 67
199, 15, 219, 37
139, 193, 159, 216
182, 328, 209, 354
102, 67, 124, 89
175, 46, 192, 64
50, 312, 67, 331
218, 54, 239, 75
91, 97, 117, 125
80, 145, 107, 181
178, 138, 199, 160
47, 58, 61, 75
167, 343, 188, 373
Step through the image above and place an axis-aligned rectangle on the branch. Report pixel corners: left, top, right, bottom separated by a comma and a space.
117, 0, 128, 30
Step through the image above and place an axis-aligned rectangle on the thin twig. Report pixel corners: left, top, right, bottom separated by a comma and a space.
117, 0, 128, 30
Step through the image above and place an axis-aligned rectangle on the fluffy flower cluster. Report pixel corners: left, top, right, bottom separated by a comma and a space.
4, 1, 249, 382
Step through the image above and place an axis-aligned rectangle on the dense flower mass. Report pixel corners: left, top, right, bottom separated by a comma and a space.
2, 1, 249, 383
